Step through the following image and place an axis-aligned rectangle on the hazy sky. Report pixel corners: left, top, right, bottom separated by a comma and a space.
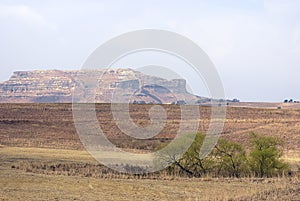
0, 0, 299, 102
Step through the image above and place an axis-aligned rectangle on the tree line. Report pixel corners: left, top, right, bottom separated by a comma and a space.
156, 132, 289, 178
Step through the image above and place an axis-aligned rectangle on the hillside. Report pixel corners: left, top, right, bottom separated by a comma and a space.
0, 103, 299, 156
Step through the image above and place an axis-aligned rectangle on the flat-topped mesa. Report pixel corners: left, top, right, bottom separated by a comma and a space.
0, 69, 196, 103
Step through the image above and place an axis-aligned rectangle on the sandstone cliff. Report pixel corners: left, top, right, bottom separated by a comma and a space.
0, 69, 204, 104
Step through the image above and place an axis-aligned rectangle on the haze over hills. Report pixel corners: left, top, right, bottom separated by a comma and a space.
0, 69, 214, 104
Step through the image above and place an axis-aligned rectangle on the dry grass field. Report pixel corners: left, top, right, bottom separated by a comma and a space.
0, 103, 299, 151
0, 103, 300, 200
1, 146, 299, 201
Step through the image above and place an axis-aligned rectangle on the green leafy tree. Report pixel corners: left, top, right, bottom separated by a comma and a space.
249, 133, 288, 177
156, 133, 214, 177
181, 133, 214, 177
214, 138, 249, 177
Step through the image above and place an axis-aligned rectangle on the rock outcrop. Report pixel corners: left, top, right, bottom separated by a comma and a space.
0, 69, 204, 104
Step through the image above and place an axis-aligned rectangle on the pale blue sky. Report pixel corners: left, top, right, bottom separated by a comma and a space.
0, 0, 299, 101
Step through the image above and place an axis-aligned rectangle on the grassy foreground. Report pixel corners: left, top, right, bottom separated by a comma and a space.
0, 146, 299, 201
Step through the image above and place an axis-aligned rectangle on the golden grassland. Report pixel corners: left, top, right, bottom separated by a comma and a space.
0, 146, 299, 201
0, 103, 300, 200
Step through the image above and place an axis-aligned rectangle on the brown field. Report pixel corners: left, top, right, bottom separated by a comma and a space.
0, 103, 299, 151
0, 103, 300, 200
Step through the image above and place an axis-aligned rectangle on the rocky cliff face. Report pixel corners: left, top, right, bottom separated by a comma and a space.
0, 69, 202, 104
